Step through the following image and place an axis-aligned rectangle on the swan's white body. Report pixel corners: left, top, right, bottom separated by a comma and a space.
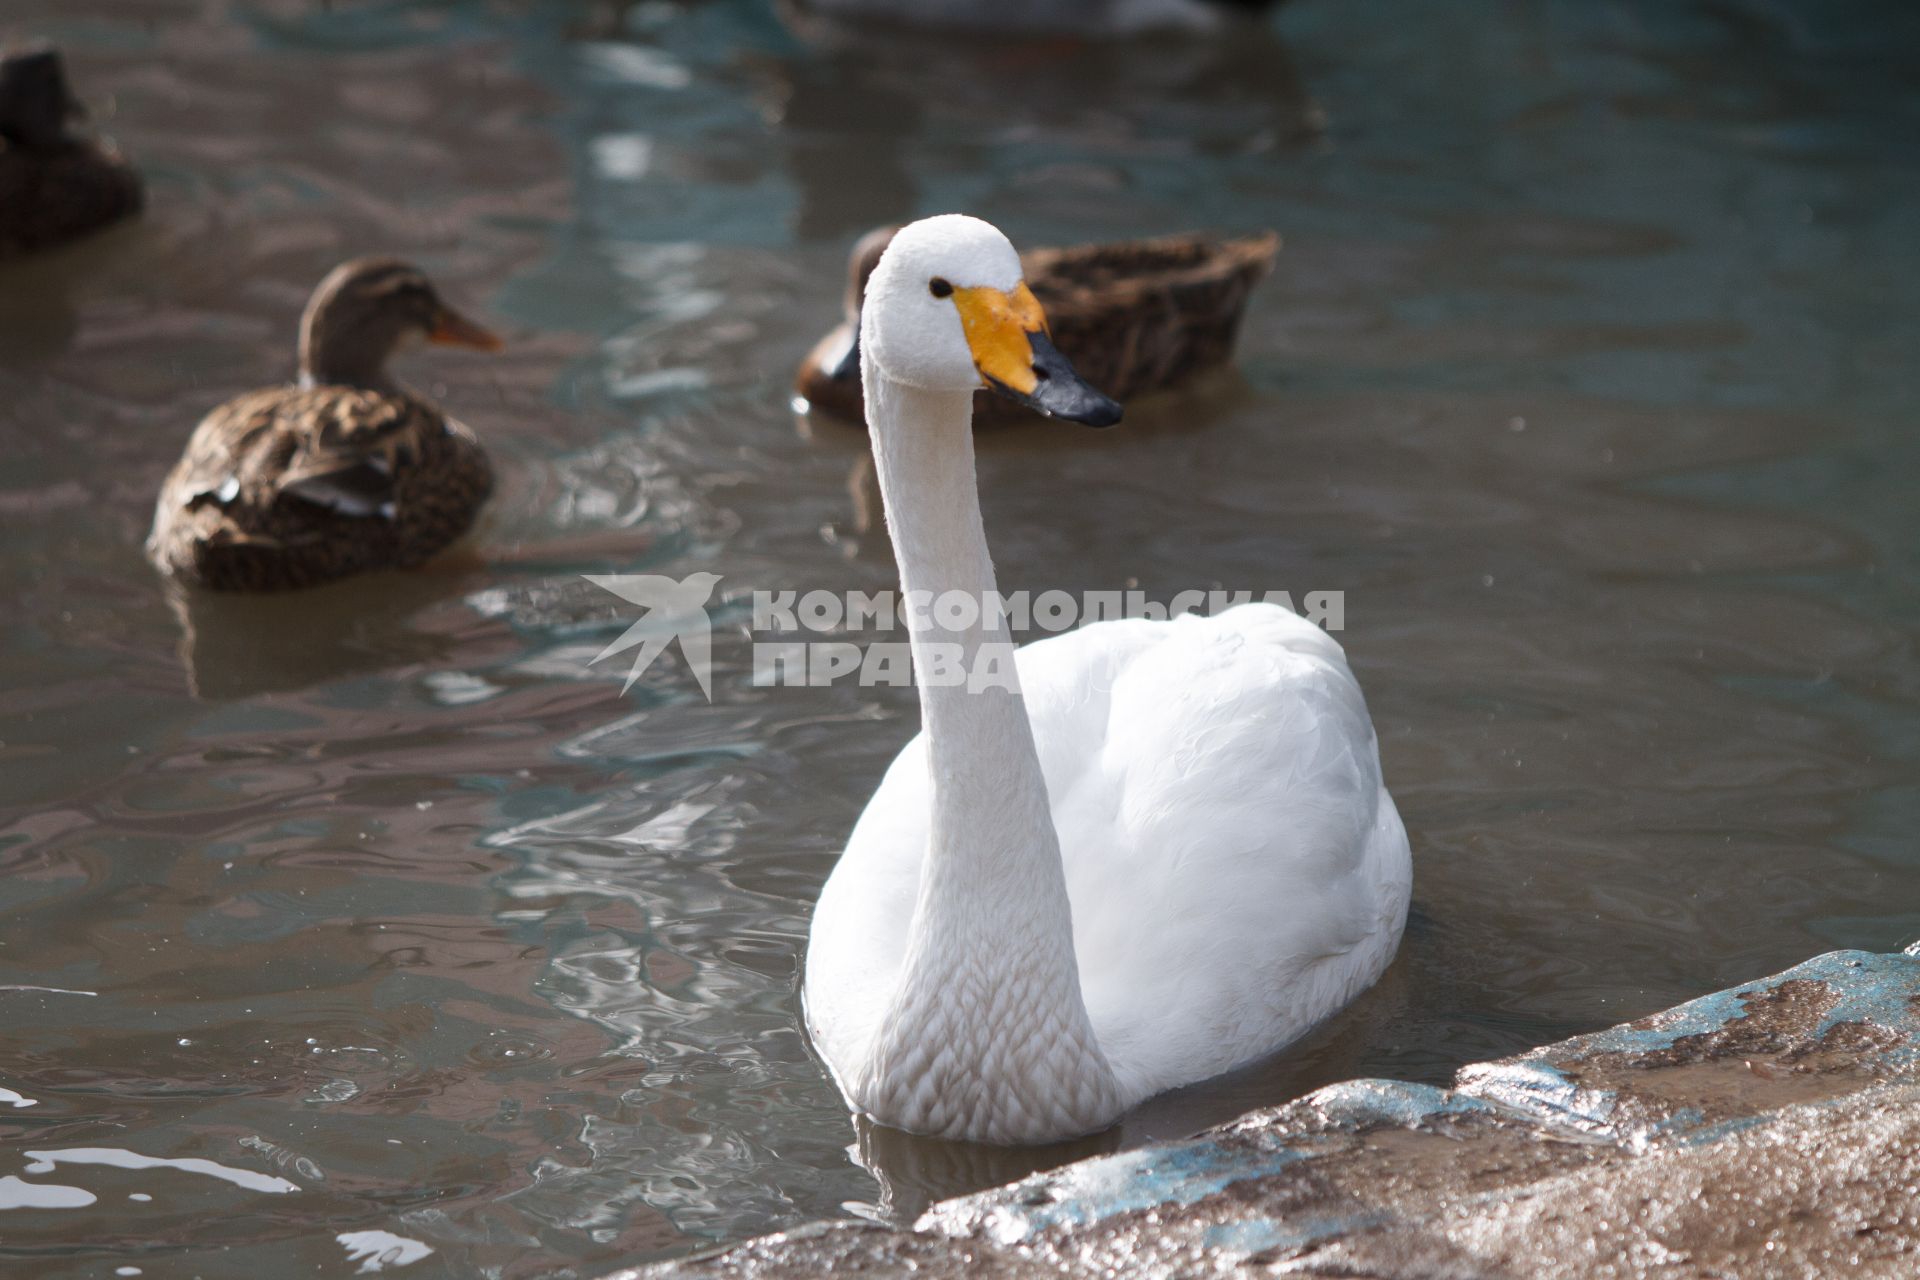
804, 216, 1411, 1144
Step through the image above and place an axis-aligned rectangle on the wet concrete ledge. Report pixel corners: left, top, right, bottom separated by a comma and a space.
620, 948, 1920, 1278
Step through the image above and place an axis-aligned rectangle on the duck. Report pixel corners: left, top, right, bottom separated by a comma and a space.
147, 258, 503, 592
0, 46, 142, 259
804, 214, 1410, 1145
795, 224, 1278, 428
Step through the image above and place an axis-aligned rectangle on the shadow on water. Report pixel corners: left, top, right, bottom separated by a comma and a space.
852, 1116, 1123, 1220
0, 0, 1918, 1275
158, 570, 498, 700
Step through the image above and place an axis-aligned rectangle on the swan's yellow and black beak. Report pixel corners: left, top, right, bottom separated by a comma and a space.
953, 283, 1123, 427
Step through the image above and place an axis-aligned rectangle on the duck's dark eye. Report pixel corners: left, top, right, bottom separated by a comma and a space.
928, 277, 953, 299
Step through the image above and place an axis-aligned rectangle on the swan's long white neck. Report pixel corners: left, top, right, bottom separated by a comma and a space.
854, 362, 1122, 1142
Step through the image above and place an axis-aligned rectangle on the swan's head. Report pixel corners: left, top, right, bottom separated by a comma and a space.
860, 215, 1122, 427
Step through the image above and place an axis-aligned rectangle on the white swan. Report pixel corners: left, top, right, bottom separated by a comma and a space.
804, 214, 1411, 1145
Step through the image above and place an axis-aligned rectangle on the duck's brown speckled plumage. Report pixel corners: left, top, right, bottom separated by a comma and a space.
148, 387, 492, 592
0, 48, 142, 259
796, 229, 1279, 427
148, 257, 501, 592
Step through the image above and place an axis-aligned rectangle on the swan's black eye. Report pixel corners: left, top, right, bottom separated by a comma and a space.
928, 277, 953, 299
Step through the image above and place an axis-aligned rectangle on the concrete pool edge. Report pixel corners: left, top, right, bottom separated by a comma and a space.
619, 948, 1920, 1277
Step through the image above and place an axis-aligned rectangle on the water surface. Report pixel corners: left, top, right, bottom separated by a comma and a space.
1, 0, 1917, 1276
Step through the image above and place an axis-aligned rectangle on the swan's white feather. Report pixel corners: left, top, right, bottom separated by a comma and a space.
806, 601, 1411, 1111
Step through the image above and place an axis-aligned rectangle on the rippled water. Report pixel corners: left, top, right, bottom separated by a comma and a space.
2, 0, 1917, 1275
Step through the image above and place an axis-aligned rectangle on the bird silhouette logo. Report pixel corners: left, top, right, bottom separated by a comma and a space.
583, 571, 723, 700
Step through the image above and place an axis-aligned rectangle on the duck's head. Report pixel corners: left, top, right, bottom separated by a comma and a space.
298, 258, 502, 390
860, 214, 1121, 427
0, 47, 84, 151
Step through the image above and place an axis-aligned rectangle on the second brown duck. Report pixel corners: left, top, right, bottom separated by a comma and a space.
795, 225, 1278, 428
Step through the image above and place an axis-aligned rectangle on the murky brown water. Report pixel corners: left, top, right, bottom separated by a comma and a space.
2, 1, 1917, 1276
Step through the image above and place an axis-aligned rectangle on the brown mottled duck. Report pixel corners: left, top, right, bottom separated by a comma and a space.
147, 259, 503, 592
794, 225, 1278, 428
0, 46, 142, 259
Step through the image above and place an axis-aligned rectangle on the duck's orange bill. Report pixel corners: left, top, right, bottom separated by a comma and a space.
430, 306, 504, 352
952, 282, 1048, 394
